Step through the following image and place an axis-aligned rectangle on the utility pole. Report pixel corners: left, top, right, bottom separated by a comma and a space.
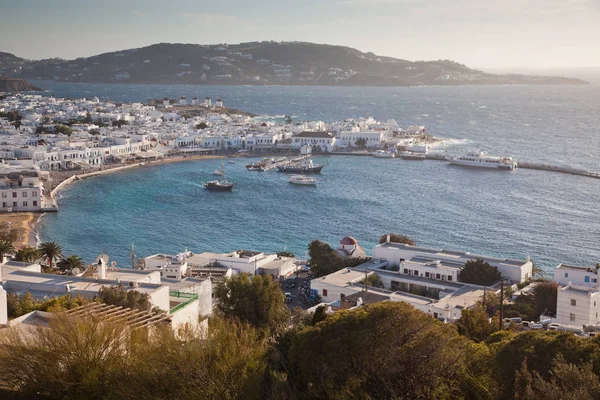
498, 280, 505, 331
364, 269, 368, 292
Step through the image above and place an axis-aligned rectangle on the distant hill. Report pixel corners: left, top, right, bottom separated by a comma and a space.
0, 76, 42, 92
0, 42, 589, 86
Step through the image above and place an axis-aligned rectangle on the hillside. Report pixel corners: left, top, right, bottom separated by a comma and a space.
0, 76, 42, 92
0, 42, 589, 86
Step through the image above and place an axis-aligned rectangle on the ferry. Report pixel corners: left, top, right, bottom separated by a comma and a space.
400, 151, 426, 160
289, 175, 317, 186
277, 158, 324, 173
449, 151, 517, 170
373, 150, 395, 158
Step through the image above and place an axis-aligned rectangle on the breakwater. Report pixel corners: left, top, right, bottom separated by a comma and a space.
331, 152, 600, 180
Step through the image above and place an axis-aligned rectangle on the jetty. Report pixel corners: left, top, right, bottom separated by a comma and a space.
247, 154, 311, 171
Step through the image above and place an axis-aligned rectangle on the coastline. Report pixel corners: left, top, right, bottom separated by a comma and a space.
0, 212, 42, 248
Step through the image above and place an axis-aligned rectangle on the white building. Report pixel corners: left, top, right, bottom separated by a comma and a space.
0, 164, 44, 212
335, 130, 386, 149
555, 284, 600, 327
310, 239, 533, 322
291, 131, 336, 152
553, 264, 600, 328
372, 241, 532, 284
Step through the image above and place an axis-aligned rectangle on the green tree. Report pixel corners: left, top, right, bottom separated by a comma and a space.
276, 251, 295, 258
98, 284, 151, 312
54, 124, 73, 136
195, 121, 208, 130
359, 273, 384, 288
515, 356, 600, 400
38, 241, 63, 269
57, 254, 85, 274
456, 305, 495, 342
84, 111, 92, 123
355, 138, 367, 148
490, 330, 600, 398
112, 119, 128, 128
459, 259, 501, 286
214, 274, 290, 334
378, 233, 416, 245
285, 301, 473, 399
14, 246, 40, 262
532, 281, 558, 319
311, 305, 327, 325
307, 240, 342, 277
0, 240, 15, 262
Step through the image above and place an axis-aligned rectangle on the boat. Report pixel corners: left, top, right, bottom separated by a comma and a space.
289, 175, 317, 186
212, 168, 224, 176
449, 151, 517, 170
373, 150, 395, 158
204, 161, 234, 191
228, 160, 236, 164
400, 151, 426, 160
277, 158, 324, 173
246, 164, 265, 171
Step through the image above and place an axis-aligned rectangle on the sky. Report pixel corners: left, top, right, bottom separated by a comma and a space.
1, 0, 599, 68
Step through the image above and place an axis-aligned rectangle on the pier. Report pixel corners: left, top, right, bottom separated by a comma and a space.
247, 154, 311, 171
328, 152, 600, 180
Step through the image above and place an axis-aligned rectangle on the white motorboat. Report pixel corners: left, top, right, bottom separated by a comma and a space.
373, 150, 395, 158
449, 151, 517, 170
289, 175, 317, 186
400, 151, 426, 160
212, 169, 224, 176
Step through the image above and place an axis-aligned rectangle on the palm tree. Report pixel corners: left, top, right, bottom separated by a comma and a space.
14, 246, 40, 263
38, 241, 63, 269
531, 261, 545, 279
57, 255, 84, 274
0, 240, 15, 263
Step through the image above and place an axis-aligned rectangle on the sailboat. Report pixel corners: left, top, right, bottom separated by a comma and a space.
204, 160, 234, 191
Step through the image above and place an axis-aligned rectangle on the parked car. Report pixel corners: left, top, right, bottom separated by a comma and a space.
285, 275, 297, 288
284, 292, 292, 303
548, 323, 560, 331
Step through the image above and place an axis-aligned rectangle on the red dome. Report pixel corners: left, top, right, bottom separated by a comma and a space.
339, 236, 358, 245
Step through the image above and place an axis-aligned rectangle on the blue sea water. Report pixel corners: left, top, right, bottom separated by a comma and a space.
34, 81, 600, 271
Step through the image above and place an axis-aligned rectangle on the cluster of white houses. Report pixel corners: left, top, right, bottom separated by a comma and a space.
309, 236, 600, 332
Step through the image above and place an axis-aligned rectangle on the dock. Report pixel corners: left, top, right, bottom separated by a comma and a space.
248, 154, 311, 171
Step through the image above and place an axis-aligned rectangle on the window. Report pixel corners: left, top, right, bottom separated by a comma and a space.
571, 299, 577, 306
1, 202, 5, 208
436, 274, 441, 279
570, 313, 576, 322
12, 192, 16, 198
12, 202, 17, 207
425, 272, 430, 278
565, 273, 569, 278
22, 201, 27, 207
403, 269, 409, 274
585, 276, 590, 283
1, 193, 6, 198
447, 276, 452, 281
22, 192, 27, 198
322, 289, 328, 297
33, 201, 37, 207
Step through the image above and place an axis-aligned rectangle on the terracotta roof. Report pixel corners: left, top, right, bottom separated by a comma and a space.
340, 236, 358, 245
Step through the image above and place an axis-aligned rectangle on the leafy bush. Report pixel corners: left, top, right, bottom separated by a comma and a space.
459, 259, 501, 286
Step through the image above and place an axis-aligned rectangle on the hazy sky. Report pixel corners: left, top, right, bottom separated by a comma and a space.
1, 0, 599, 68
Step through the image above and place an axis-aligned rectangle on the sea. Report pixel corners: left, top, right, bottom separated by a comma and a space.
33, 81, 600, 272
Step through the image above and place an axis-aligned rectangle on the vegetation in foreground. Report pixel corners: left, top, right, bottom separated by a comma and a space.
1, 281, 600, 400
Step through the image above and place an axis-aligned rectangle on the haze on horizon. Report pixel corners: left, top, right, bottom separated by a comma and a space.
1, 0, 599, 69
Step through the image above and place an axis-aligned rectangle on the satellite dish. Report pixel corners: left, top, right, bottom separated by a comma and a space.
71, 267, 81, 275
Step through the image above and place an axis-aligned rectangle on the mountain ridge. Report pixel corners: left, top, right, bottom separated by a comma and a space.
0, 41, 589, 86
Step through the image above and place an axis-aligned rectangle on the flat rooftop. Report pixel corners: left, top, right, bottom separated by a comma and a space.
3, 269, 163, 296
376, 242, 527, 267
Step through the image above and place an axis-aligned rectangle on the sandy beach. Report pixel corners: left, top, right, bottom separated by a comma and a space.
0, 212, 41, 248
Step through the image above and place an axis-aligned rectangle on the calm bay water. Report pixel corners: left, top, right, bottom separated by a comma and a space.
35, 81, 600, 271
